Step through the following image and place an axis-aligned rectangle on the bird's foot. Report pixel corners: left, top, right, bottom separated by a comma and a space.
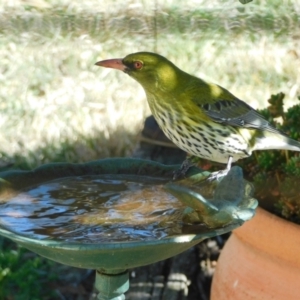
173, 158, 194, 180
206, 168, 230, 182
207, 156, 233, 181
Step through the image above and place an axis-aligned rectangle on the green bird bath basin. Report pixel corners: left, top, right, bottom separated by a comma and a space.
0, 158, 257, 299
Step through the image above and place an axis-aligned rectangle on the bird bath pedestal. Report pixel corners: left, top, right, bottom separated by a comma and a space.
0, 158, 257, 299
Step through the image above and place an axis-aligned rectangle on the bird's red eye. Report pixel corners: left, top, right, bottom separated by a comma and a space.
133, 61, 143, 70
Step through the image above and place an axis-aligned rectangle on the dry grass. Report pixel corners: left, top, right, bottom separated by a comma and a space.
0, 0, 300, 168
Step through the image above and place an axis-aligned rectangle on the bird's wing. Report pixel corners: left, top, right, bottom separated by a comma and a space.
197, 98, 285, 135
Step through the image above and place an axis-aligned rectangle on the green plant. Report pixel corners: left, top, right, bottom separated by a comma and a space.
0, 239, 58, 300
237, 93, 300, 223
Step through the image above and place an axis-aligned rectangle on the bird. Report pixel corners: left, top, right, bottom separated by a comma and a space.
95, 52, 300, 179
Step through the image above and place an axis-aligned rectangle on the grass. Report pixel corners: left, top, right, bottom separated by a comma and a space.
0, 0, 300, 169
0, 0, 300, 298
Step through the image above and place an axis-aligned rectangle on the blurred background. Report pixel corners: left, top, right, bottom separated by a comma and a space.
0, 0, 300, 299
1, 0, 300, 169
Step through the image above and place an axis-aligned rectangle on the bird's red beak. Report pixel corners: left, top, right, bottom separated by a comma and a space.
95, 58, 126, 71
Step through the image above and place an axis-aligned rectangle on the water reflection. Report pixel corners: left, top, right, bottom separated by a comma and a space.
0, 175, 189, 243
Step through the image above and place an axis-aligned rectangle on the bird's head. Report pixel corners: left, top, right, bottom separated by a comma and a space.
95, 52, 184, 92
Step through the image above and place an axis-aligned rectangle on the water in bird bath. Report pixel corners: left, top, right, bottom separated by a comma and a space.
0, 174, 215, 244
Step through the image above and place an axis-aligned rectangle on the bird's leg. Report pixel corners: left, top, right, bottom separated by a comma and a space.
173, 157, 195, 180
207, 156, 233, 181
225, 155, 233, 171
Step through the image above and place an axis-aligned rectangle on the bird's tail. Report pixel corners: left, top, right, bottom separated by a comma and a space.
254, 132, 300, 152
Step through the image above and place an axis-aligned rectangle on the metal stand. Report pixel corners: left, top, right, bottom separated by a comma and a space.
95, 269, 129, 300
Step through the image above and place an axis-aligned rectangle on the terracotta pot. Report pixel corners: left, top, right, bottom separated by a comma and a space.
211, 207, 300, 299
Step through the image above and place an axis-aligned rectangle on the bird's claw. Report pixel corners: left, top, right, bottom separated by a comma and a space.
206, 168, 230, 182
173, 159, 194, 180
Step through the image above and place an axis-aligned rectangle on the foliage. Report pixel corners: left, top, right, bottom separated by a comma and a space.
237, 93, 300, 223
0, 239, 58, 300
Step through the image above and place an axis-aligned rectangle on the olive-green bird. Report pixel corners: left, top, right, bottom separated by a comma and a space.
95, 52, 300, 178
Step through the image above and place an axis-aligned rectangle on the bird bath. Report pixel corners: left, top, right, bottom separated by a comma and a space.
0, 158, 257, 299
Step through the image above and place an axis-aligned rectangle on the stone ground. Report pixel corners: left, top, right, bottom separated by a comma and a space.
125, 235, 228, 300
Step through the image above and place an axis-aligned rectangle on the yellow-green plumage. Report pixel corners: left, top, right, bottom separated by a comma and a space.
96, 52, 300, 168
